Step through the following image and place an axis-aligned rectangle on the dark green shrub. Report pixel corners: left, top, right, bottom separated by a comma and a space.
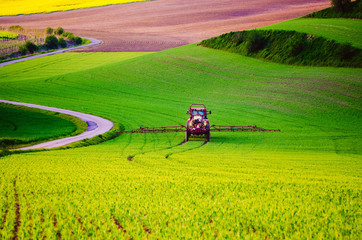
45, 35, 58, 49
58, 37, 67, 48
61, 31, 71, 38
231, 32, 246, 45
25, 41, 37, 53
305, 0, 361, 18
54, 27, 64, 35
245, 31, 266, 54
338, 42, 356, 60
66, 34, 82, 45
287, 34, 306, 57
18, 45, 27, 55
331, 0, 351, 12
74, 36, 82, 45
45, 27, 53, 35
66, 33, 75, 41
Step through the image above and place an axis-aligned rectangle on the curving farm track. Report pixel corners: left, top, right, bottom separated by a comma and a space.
0, 99, 113, 149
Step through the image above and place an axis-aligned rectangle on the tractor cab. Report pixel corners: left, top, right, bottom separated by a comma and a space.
191, 109, 205, 116
187, 104, 211, 118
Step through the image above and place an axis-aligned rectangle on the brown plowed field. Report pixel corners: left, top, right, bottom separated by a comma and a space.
0, 0, 330, 52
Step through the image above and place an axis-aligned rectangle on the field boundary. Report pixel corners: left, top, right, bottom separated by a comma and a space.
0, 37, 101, 67
0, 99, 114, 149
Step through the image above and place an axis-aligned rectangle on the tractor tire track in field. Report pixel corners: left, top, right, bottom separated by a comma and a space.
50, 209, 61, 240
127, 136, 208, 161
126, 137, 186, 161
127, 132, 149, 161
165, 141, 208, 159
40, 209, 45, 240
89, 219, 99, 232
142, 223, 152, 235
122, 134, 134, 159
0, 192, 9, 232
76, 214, 89, 236
26, 204, 33, 240
178, 140, 187, 146
12, 178, 20, 240
134, 214, 152, 236
112, 217, 133, 240
68, 225, 75, 239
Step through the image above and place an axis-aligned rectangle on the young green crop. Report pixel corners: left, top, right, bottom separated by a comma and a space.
0, 20, 361, 239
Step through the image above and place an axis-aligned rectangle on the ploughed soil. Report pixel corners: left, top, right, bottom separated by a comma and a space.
0, 0, 329, 52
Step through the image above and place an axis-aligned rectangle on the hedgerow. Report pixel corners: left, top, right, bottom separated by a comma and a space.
305, 0, 361, 18
199, 29, 361, 67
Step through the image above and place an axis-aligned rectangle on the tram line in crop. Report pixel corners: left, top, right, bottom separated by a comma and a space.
125, 133, 209, 162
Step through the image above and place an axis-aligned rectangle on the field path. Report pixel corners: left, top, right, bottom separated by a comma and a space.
0, 37, 101, 68
0, 0, 330, 52
0, 99, 113, 149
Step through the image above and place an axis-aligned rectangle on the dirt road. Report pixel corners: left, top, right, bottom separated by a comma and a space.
0, 0, 330, 52
0, 99, 113, 149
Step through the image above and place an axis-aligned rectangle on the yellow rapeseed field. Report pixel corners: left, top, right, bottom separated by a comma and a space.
0, 0, 147, 16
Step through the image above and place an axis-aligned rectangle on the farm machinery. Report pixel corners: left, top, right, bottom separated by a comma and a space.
118, 104, 280, 142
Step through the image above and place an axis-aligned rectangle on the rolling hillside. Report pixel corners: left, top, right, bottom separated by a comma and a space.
0, 19, 361, 239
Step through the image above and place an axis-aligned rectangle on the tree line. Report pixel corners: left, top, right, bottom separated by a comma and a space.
18, 26, 83, 55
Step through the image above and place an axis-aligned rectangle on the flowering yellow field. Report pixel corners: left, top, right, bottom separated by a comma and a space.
0, 0, 147, 16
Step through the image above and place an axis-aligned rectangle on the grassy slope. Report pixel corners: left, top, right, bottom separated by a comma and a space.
259, 18, 362, 49
0, 23, 361, 238
0, 0, 148, 16
0, 104, 77, 145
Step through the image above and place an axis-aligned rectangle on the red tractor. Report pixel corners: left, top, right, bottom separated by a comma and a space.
118, 104, 280, 143
186, 104, 211, 142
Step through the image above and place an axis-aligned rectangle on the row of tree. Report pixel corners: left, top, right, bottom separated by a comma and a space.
45, 27, 82, 44
17, 27, 83, 55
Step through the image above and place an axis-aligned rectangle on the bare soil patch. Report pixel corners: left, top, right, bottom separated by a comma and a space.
0, 0, 330, 51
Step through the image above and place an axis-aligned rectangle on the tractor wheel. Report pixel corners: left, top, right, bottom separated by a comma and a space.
206, 131, 210, 142
185, 131, 190, 142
